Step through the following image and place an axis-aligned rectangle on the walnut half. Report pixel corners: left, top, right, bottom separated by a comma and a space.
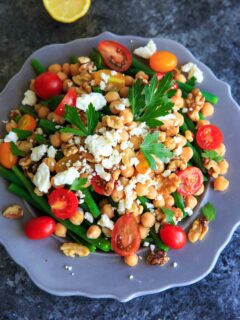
60, 243, 90, 257
146, 250, 170, 266
188, 216, 209, 243
2, 205, 24, 219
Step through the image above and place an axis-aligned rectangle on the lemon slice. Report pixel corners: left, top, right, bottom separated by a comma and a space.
43, 0, 91, 23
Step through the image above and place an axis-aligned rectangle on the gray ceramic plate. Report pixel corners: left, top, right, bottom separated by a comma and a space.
0, 32, 240, 302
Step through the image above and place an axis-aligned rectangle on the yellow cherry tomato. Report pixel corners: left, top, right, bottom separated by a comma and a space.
149, 51, 178, 72
55, 153, 82, 173
135, 152, 150, 174
93, 69, 126, 89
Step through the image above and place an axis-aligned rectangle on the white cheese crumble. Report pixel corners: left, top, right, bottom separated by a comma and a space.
133, 39, 157, 59
143, 241, 150, 247
4, 131, 18, 143
111, 70, 117, 76
150, 244, 156, 252
155, 222, 160, 233
130, 157, 140, 166
97, 214, 114, 230
162, 169, 171, 177
115, 102, 125, 111
185, 207, 193, 216
173, 146, 183, 157
157, 114, 176, 121
101, 149, 122, 169
33, 163, 51, 193
100, 81, 106, 90
76, 92, 106, 111
129, 274, 134, 280
129, 122, 149, 137
120, 141, 133, 151
35, 128, 43, 135
21, 90, 37, 106
30, 144, 48, 162
172, 262, 178, 268
95, 164, 111, 181
181, 62, 204, 83
101, 72, 110, 83
53, 167, 80, 186
47, 146, 57, 159
85, 212, 94, 224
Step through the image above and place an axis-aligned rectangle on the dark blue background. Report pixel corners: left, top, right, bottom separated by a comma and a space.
0, 1, 239, 319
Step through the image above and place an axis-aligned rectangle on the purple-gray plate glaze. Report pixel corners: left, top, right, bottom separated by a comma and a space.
0, 32, 240, 302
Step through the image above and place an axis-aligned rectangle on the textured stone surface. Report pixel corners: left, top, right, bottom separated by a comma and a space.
0, 0, 239, 319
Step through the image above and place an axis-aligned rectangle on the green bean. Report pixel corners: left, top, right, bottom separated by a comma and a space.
81, 188, 101, 218
19, 106, 37, 118
149, 228, 169, 251
70, 56, 78, 64
130, 57, 155, 77
40, 95, 64, 111
31, 59, 46, 75
186, 142, 207, 174
39, 119, 58, 134
0, 166, 24, 187
12, 128, 33, 140
172, 192, 187, 218
8, 183, 42, 210
182, 113, 196, 134
67, 231, 96, 252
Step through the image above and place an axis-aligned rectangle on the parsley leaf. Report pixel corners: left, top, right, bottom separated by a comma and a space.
12, 128, 32, 140
10, 142, 25, 157
202, 150, 223, 163
64, 105, 88, 135
140, 132, 172, 170
201, 202, 216, 221
161, 207, 175, 225
86, 103, 99, 135
70, 178, 88, 191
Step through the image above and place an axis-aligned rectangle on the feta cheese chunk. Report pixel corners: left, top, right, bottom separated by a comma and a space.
76, 92, 106, 111
47, 146, 57, 159
133, 40, 157, 59
95, 164, 111, 181
33, 163, 51, 193
22, 90, 37, 106
4, 131, 18, 143
30, 144, 48, 162
181, 62, 204, 83
53, 167, 80, 186
85, 212, 94, 224
97, 214, 114, 230
185, 207, 193, 216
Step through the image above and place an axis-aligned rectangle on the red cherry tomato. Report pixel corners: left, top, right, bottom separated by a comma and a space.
156, 72, 166, 81
160, 224, 187, 249
196, 124, 223, 150
0, 142, 18, 169
24, 216, 56, 240
177, 166, 203, 197
54, 88, 77, 116
111, 214, 141, 256
91, 175, 107, 195
98, 40, 132, 72
35, 72, 62, 99
48, 188, 78, 220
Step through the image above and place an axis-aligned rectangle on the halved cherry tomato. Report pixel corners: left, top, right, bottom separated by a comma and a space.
54, 88, 77, 116
91, 175, 107, 195
177, 166, 203, 197
111, 214, 141, 256
48, 188, 78, 220
0, 142, 18, 169
55, 153, 82, 173
150, 51, 178, 72
160, 224, 187, 249
156, 71, 166, 81
24, 216, 56, 240
196, 124, 223, 150
93, 69, 126, 89
98, 40, 132, 72
18, 114, 37, 131
35, 71, 62, 99
135, 152, 150, 174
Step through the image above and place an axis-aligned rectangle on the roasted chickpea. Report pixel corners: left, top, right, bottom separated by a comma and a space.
119, 129, 129, 142
139, 224, 150, 239
201, 102, 214, 117
130, 135, 142, 150
194, 184, 204, 196
109, 100, 122, 114
120, 109, 133, 124
48, 64, 62, 73
181, 147, 193, 162
185, 130, 194, 142
43, 157, 56, 172
125, 75, 134, 86
60, 132, 73, 142
47, 112, 65, 124
87, 225, 102, 239
175, 112, 184, 126
111, 189, 124, 202
215, 144, 226, 157
54, 223, 67, 237
69, 209, 84, 225
62, 63, 71, 76
175, 73, 186, 83
213, 176, 229, 191
136, 183, 148, 197
171, 95, 185, 109
154, 159, 164, 174
196, 119, 210, 128
50, 132, 61, 147
121, 166, 135, 178
70, 63, 80, 76
63, 79, 73, 92
105, 91, 120, 103
124, 254, 138, 267
5, 120, 17, 132
153, 196, 165, 208
101, 204, 115, 219
135, 71, 149, 82
57, 71, 68, 81
163, 194, 175, 207
37, 106, 50, 119
146, 186, 158, 200
141, 212, 155, 228
119, 86, 129, 98
218, 159, 229, 175
185, 195, 198, 209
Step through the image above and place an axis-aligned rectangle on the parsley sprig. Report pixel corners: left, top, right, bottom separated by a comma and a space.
140, 132, 172, 170
202, 150, 223, 163
201, 202, 216, 221
70, 178, 88, 191
161, 207, 175, 225
128, 73, 175, 127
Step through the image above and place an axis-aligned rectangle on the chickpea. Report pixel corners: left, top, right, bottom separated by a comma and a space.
175, 112, 184, 126
105, 91, 120, 103
163, 194, 175, 207
120, 109, 133, 124
175, 73, 186, 83
17, 141, 33, 153
153, 195, 165, 208
218, 159, 229, 175
194, 184, 204, 196
125, 75, 134, 86
188, 110, 199, 122
102, 227, 112, 238
111, 189, 124, 202
30, 79, 35, 91
139, 224, 150, 239
119, 86, 129, 98
185, 130, 194, 142
121, 166, 134, 178
70, 63, 80, 76
57, 71, 68, 81
141, 212, 155, 228
119, 177, 129, 186
122, 148, 135, 166
50, 132, 61, 147
47, 112, 65, 124
181, 147, 193, 162
213, 176, 229, 191
196, 119, 210, 128
37, 106, 50, 119
130, 135, 142, 150
135, 71, 149, 81
164, 137, 176, 150
171, 96, 184, 109
5, 120, 17, 132
60, 132, 73, 142
159, 131, 166, 142
69, 208, 84, 225
119, 129, 129, 142
136, 183, 148, 197
185, 195, 198, 209
154, 159, 164, 174
124, 253, 138, 267
99, 199, 109, 208
48, 64, 62, 73
54, 223, 67, 238
146, 186, 158, 200
101, 204, 115, 219
215, 144, 226, 157
62, 63, 71, 76
43, 157, 56, 172
87, 225, 102, 239
201, 102, 214, 117
63, 79, 73, 92
112, 169, 121, 180
175, 89, 182, 97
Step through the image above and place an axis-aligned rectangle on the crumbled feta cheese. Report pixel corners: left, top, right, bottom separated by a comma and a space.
150, 244, 156, 252
21, 90, 37, 106
155, 222, 160, 233
172, 262, 178, 268
35, 128, 43, 135
4, 131, 18, 143
97, 214, 114, 230
129, 274, 134, 280
129, 122, 149, 137
162, 170, 171, 177
76, 92, 106, 111
130, 157, 140, 166
173, 136, 182, 143
121, 98, 130, 107
143, 241, 150, 247
111, 70, 117, 76
146, 202, 154, 209
101, 72, 110, 83
120, 141, 133, 151
47, 146, 57, 158
33, 163, 51, 193
101, 150, 122, 169
30, 144, 48, 161
133, 39, 157, 59
185, 207, 193, 216
74, 137, 81, 144
157, 114, 176, 121
116, 183, 124, 191
182, 107, 188, 113
156, 194, 164, 201
100, 81, 106, 90
95, 164, 111, 181
115, 102, 125, 111
174, 146, 183, 157
53, 167, 80, 186
181, 62, 204, 83
85, 212, 94, 224
118, 199, 125, 214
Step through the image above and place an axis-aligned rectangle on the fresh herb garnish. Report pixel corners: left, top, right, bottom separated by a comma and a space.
91, 49, 104, 70
70, 178, 88, 191
128, 73, 175, 127
12, 128, 32, 140
86, 103, 99, 135
201, 202, 216, 221
40, 95, 64, 111
202, 150, 223, 163
35, 134, 47, 144
186, 76, 197, 87
161, 207, 175, 225
10, 142, 25, 157
140, 132, 172, 170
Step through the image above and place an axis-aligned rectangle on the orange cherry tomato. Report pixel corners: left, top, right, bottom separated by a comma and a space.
93, 69, 125, 89
135, 152, 150, 174
18, 114, 37, 131
55, 153, 82, 173
0, 142, 18, 169
150, 51, 178, 72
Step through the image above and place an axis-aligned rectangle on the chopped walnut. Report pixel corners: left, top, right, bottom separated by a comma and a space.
203, 158, 220, 178
186, 88, 205, 112
60, 243, 90, 257
146, 250, 170, 266
157, 173, 181, 195
19, 156, 32, 168
2, 205, 23, 219
188, 216, 209, 243
168, 158, 188, 171
102, 115, 124, 129
62, 144, 78, 157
